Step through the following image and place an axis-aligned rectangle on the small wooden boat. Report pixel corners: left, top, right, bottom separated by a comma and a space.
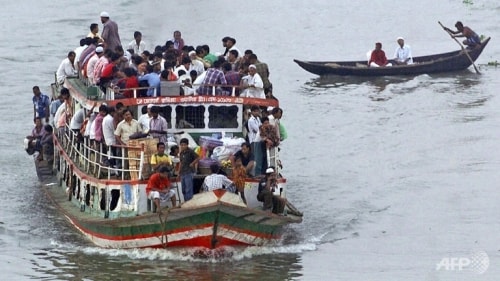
294, 37, 490, 76
31, 68, 302, 250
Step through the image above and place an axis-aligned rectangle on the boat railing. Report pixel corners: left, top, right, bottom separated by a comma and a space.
103, 83, 246, 100
57, 124, 146, 181
74, 75, 265, 102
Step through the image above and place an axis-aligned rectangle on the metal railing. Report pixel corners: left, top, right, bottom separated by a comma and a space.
57, 124, 146, 181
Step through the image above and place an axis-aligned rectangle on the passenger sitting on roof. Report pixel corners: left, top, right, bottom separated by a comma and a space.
240, 65, 265, 99
196, 60, 227, 96
56, 51, 77, 85
368, 42, 392, 67
443, 21, 481, 49
146, 166, 177, 212
201, 164, 236, 193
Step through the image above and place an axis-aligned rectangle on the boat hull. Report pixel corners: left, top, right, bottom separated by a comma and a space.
37, 157, 301, 249
294, 37, 490, 76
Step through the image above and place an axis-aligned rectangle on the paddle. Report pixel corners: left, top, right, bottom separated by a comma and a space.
438, 21, 480, 74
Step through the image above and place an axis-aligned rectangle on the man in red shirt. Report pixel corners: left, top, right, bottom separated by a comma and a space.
146, 166, 177, 212
368, 42, 391, 67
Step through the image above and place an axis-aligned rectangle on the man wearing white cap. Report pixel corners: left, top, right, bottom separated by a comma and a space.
394, 37, 413, 65
100, 11, 122, 51
240, 64, 265, 99
188, 50, 205, 75
86, 46, 104, 84
257, 167, 286, 214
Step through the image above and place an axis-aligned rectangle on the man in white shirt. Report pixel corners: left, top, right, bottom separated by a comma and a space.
102, 106, 116, 147
128, 31, 146, 55
394, 37, 413, 65
188, 51, 205, 75
56, 51, 77, 85
247, 105, 263, 175
86, 46, 104, 84
138, 104, 153, 131
241, 65, 265, 99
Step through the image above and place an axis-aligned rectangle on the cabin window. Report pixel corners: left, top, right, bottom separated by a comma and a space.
208, 105, 239, 128
158, 106, 173, 128
110, 189, 120, 211
175, 105, 205, 129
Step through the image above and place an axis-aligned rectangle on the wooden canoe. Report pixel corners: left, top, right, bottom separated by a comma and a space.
294, 37, 490, 76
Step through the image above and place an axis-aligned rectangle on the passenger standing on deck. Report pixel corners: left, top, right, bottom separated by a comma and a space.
232, 157, 247, 204
148, 106, 168, 143
56, 51, 77, 85
114, 109, 142, 145
100, 11, 122, 51
178, 138, 199, 201
394, 37, 413, 65
32, 86, 50, 124
151, 142, 173, 172
50, 94, 64, 121
138, 104, 153, 131
247, 105, 263, 176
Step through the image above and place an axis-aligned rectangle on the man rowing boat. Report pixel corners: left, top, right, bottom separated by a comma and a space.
443, 21, 481, 48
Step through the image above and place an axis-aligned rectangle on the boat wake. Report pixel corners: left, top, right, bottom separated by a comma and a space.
50, 239, 316, 262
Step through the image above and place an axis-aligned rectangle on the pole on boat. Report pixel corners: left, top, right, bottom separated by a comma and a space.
438, 21, 480, 74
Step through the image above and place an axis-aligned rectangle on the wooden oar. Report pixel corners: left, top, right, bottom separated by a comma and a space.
438, 21, 480, 74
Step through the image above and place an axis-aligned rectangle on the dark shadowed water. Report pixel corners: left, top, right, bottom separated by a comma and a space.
1, 1, 500, 280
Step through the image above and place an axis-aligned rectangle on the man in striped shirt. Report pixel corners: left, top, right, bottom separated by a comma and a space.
201, 164, 236, 193
196, 60, 227, 95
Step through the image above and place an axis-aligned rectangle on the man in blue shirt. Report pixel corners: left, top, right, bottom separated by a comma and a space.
139, 63, 160, 96
32, 86, 50, 124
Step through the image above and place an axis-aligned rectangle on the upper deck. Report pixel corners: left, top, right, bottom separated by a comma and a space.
60, 77, 280, 136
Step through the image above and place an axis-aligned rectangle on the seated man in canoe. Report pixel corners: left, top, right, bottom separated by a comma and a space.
394, 37, 413, 65
443, 21, 481, 48
368, 42, 392, 67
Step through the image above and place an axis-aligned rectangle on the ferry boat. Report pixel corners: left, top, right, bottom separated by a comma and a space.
31, 65, 302, 249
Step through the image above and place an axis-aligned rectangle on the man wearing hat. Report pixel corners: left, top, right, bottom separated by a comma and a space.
394, 37, 413, 65
86, 46, 105, 85
257, 167, 286, 214
100, 11, 122, 51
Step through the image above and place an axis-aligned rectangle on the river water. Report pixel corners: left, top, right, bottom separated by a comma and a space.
1, 0, 500, 280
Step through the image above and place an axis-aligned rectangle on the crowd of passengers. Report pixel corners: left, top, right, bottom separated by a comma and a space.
56, 12, 276, 99
33, 12, 295, 214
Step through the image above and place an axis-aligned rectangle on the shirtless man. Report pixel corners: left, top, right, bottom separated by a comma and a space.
444, 21, 481, 48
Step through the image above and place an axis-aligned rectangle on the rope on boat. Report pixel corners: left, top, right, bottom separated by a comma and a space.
157, 209, 170, 248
